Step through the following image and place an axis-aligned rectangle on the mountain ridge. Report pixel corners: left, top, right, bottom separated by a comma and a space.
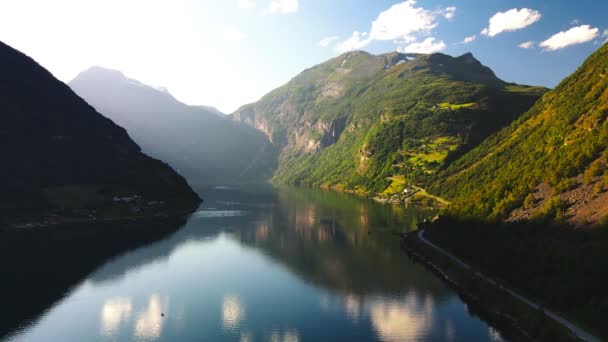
70, 67, 277, 186
232, 50, 546, 196
430, 42, 608, 225
0, 40, 200, 220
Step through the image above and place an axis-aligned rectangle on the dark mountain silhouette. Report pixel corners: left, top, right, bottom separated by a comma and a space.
69, 67, 277, 186
0, 41, 200, 219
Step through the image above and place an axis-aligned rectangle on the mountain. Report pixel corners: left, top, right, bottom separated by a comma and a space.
423, 44, 608, 339
0, 41, 200, 220
69, 67, 276, 186
196, 105, 225, 117
232, 51, 546, 197
431, 43, 608, 225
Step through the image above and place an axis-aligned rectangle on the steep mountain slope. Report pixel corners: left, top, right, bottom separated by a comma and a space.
0, 41, 199, 219
232, 51, 545, 196
196, 105, 225, 117
431, 43, 608, 224
70, 68, 276, 186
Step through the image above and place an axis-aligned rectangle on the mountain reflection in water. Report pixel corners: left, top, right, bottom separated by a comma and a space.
6, 186, 504, 341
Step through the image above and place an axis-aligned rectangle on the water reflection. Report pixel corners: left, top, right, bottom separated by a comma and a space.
134, 295, 169, 339
269, 328, 300, 342
233, 187, 442, 296
0, 217, 186, 340
100, 297, 132, 336
6, 186, 505, 341
366, 294, 432, 341
222, 295, 245, 331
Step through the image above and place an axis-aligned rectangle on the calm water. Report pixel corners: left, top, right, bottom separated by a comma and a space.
7, 186, 504, 342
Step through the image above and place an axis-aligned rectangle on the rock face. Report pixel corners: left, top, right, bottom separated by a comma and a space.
232, 50, 546, 193
292, 117, 348, 153
0, 41, 200, 215
70, 67, 277, 186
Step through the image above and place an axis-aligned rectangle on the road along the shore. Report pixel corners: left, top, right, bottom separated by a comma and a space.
417, 229, 600, 342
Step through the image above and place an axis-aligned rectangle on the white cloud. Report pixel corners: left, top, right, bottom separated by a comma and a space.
518, 41, 535, 49
444, 6, 456, 20
336, 0, 449, 53
399, 37, 446, 54
336, 31, 370, 53
481, 8, 542, 37
319, 36, 340, 47
267, 0, 298, 14
369, 0, 437, 40
463, 35, 476, 44
237, 0, 255, 9
393, 35, 417, 45
540, 25, 599, 51
604, 29, 608, 43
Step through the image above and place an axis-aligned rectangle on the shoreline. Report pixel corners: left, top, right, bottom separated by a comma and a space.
401, 229, 593, 341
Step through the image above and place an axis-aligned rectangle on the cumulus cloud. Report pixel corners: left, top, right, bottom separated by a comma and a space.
369, 1, 437, 40
463, 35, 476, 44
399, 37, 446, 54
481, 8, 542, 37
336, 0, 450, 53
237, 0, 255, 9
267, 0, 298, 14
336, 31, 370, 53
319, 36, 340, 47
540, 25, 599, 51
604, 29, 608, 43
444, 6, 456, 20
518, 41, 535, 49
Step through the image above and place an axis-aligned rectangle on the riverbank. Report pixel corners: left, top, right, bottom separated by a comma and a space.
315, 180, 449, 207
401, 229, 590, 341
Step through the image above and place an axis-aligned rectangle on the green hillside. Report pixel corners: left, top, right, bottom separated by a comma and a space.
233, 51, 545, 197
431, 43, 608, 223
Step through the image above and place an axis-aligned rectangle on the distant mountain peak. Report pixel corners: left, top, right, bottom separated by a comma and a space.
69, 69, 276, 185
458, 51, 476, 59
76, 66, 127, 81
379, 51, 420, 68
196, 105, 225, 116
0, 40, 199, 211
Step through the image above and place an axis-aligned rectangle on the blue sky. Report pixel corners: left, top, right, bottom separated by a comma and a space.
0, 0, 606, 112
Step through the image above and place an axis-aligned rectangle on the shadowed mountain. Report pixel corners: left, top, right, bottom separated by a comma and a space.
0, 41, 199, 220
69, 68, 277, 186
0, 39, 201, 338
197, 105, 225, 117
232, 51, 546, 196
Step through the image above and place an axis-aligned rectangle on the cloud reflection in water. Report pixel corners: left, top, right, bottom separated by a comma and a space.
222, 295, 245, 331
100, 297, 133, 336
336, 293, 433, 342
134, 294, 169, 339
